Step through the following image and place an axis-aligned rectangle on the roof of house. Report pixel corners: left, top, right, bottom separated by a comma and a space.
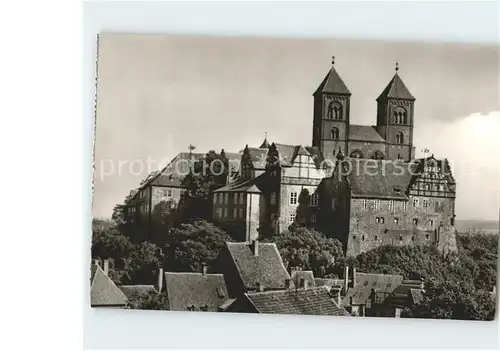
343, 272, 404, 306
90, 264, 128, 307
213, 175, 263, 193
246, 286, 350, 316
119, 285, 157, 299
314, 66, 351, 95
384, 280, 424, 308
225, 241, 291, 291
247, 147, 268, 169
290, 270, 316, 288
348, 125, 385, 143
377, 73, 415, 101
342, 159, 415, 200
259, 137, 271, 149
164, 272, 229, 312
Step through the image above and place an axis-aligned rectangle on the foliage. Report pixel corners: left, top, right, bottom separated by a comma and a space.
271, 226, 344, 278
127, 291, 170, 310
122, 242, 165, 284
92, 225, 133, 262
405, 278, 496, 321
163, 219, 232, 273
150, 199, 181, 245
180, 150, 229, 220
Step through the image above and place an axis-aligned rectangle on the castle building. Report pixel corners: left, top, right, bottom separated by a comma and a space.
211, 58, 457, 256
122, 57, 458, 257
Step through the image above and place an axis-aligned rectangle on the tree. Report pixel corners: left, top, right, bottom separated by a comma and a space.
122, 242, 164, 285
180, 151, 229, 220
91, 225, 132, 262
405, 278, 495, 321
150, 199, 180, 245
163, 220, 232, 272
271, 227, 344, 278
127, 291, 170, 310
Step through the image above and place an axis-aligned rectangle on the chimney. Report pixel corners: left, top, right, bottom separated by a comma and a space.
256, 281, 264, 292
351, 266, 357, 288
285, 278, 291, 289
299, 278, 308, 289
94, 258, 100, 267
157, 267, 164, 292
343, 265, 349, 290
103, 259, 109, 276
251, 239, 259, 257
202, 264, 208, 276
331, 286, 342, 306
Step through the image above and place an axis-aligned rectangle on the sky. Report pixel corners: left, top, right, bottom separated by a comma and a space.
93, 34, 499, 221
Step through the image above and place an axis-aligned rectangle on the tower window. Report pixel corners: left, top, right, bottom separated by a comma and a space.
270, 192, 277, 205
393, 107, 407, 124
331, 127, 339, 139
310, 193, 318, 206
396, 132, 404, 144
328, 101, 343, 120
289, 212, 296, 223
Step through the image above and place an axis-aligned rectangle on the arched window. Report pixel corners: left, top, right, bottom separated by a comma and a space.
331, 127, 339, 139
393, 107, 407, 124
350, 150, 364, 159
328, 101, 343, 120
396, 132, 404, 144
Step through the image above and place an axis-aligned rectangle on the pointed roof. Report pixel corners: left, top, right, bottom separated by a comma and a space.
90, 264, 128, 307
259, 138, 271, 149
377, 73, 415, 101
314, 65, 351, 96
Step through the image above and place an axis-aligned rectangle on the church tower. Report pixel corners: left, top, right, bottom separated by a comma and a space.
312, 57, 351, 160
375, 63, 416, 161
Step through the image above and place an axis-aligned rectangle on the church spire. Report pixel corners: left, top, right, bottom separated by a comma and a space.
377, 63, 415, 101
314, 56, 351, 96
259, 132, 271, 149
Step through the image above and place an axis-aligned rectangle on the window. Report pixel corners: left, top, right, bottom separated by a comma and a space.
402, 202, 407, 212
389, 200, 394, 211
364, 281, 369, 286
374, 235, 378, 241
233, 193, 238, 205
240, 193, 245, 204
213, 195, 217, 205
239, 208, 244, 219
425, 234, 430, 240
440, 221, 444, 227
393, 107, 407, 124
413, 218, 419, 226
396, 132, 404, 144
394, 217, 399, 225
166, 189, 173, 197
376, 217, 385, 224
362, 199, 368, 210
438, 184, 445, 191
224, 193, 229, 204
411, 236, 415, 241
399, 235, 403, 241
413, 198, 419, 208
332, 198, 337, 211
423, 199, 429, 208
224, 208, 228, 218
353, 235, 357, 240
290, 192, 298, 205
233, 208, 237, 219
289, 213, 296, 223
424, 184, 431, 191
310, 193, 318, 206
374, 200, 381, 210
270, 192, 277, 205
362, 235, 365, 241
430, 219, 434, 228
311, 213, 317, 223
217, 208, 222, 218
328, 101, 343, 120
331, 127, 339, 139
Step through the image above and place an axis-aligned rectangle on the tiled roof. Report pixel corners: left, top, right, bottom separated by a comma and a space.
343, 159, 415, 200
164, 272, 229, 312
290, 270, 316, 288
246, 286, 350, 316
90, 264, 128, 307
119, 285, 157, 299
384, 280, 424, 308
377, 73, 415, 101
225, 242, 291, 291
259, 138, 271, 149
314, 66, 351, 95
315, 278, 345, 289
247, 147, 268, 169
213, 175, 263, 193
343, 273, 403, 306
348, 125, 385, 143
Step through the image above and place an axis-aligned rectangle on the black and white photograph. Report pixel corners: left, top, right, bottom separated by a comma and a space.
91, 33, 498, 320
